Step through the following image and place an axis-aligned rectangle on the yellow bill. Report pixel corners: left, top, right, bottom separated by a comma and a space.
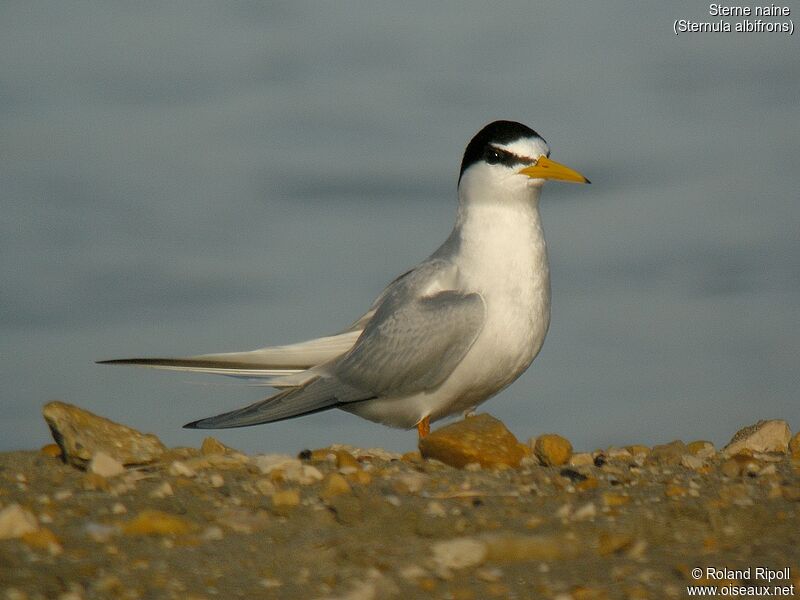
518, 156, 590, 184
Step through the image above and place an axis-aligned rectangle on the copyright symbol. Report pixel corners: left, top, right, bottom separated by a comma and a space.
691, 568, 703, 579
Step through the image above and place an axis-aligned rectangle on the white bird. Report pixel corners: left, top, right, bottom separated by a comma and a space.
100, 120, 589, 439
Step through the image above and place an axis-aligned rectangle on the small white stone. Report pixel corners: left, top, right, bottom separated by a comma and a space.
111, 503, 127, 514
149, 482, 173, 498
251, 454, 300, 475
555, 504, 572, 520
431, 537, 488, 571
85, 522, 118, 543
385, 494, 402, 507
209, 474, 225, 488
425, 501, 447, 517
395, 472, 427, 493
0, 503, 39, 539
54, 490, 73, 501
169, 460, 196, 478
89, 451, 125, 478
572, 502, 597, 521
680, 454, 705, 470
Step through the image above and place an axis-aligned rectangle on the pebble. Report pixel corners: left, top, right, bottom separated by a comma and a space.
122, 510, 194, 536
88, 452, 125, 478
680, 454, 705, 470
569, 452, 594, 467
626, 445, 651, 457
200, 437, 230, 455
334, 450, 361, 473
0, 503, 39, 539
149, 482, 174, 498
42, 400, 166, 467
572, 502, 597, 521
271, 489, 301, 509
722, 420, 791, 457
168, 460, 197, 478
319, 473, 352, 501
21, 527, 62, 555
431, 537, 488, 571
209, 473, 225, 488
647, 441, 688, 466
418, 414, 527, 468
85, 522, 118, 543
687, 441, 716, 458
605, 446, 632, 460
533, 434, 573, 467
252, 455, 323, 484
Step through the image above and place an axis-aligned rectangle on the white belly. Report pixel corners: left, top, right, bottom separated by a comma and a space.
345, 196, 551, 429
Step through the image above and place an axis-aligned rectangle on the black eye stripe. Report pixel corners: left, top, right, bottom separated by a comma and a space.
486, 146, 532, 168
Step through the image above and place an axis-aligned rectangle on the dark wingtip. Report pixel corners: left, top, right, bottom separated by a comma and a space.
183, 419, 207, 429
96, 358, 144, 365
585, 177, 592, 184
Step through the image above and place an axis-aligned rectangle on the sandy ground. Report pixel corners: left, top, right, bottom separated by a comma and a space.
1, 429, 799, 599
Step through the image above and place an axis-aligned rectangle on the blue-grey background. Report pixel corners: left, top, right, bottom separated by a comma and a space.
3, 3, 798, 454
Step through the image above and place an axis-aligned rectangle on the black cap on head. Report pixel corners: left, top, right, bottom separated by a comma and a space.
459, 120, 545, 181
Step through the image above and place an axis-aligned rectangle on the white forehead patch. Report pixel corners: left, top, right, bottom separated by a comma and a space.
494, 137, 550, 161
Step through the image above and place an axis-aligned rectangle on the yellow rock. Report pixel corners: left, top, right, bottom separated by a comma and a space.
418, 414, 527, 469
200, 437, 230, 455
21, 528, 62, 555
576, 477, 599, 492
271, 489, 301, 508
569, 452, 594, 467
602, 492, 631, 507
334, 450, 360, 472
687, 440, 715, 456
625, 444, 650, 457
534, 434, 573, 467
320, 473, 352, 501
39, 443, 62, 458
401, 451, 423, 463
123, 510, 194, 536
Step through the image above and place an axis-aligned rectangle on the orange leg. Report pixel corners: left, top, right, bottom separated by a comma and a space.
416, 415, 431, 439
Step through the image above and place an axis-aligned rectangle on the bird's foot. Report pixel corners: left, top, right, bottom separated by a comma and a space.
416, 415, 431, 439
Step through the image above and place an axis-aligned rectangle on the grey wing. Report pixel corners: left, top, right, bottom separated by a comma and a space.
334, 264, 486, 396
183, 260, 485, 429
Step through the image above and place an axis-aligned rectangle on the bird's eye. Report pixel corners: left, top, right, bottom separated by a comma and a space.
485, 148, 502, 164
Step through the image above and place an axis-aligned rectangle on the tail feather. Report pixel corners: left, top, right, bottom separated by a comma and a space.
183, 377, 373, 429
97, 330, 361, 378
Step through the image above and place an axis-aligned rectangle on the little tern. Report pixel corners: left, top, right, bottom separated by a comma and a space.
100, 120, 590, 438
